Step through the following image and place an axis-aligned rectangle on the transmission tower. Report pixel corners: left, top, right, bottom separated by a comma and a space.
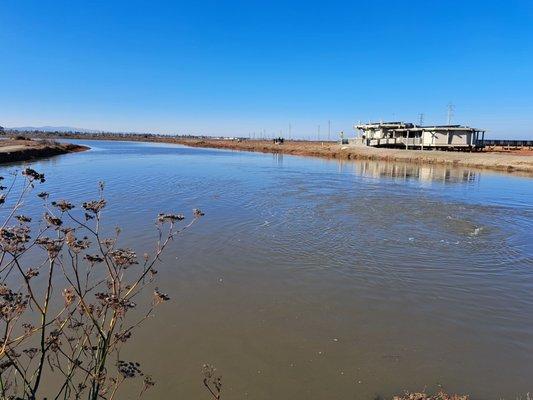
418, 113, 425, 126
446, 103, 455, 125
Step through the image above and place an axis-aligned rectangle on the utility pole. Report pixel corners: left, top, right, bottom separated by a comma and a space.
418, 113, 425, 126
289, 123, 292, 140
328, 120, 331, 141
317, 125, 320, 141
447, 103, 455, 125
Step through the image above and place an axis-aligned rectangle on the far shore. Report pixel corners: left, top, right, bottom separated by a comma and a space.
173, 138, 533, 176
0, 137, 89, 164
3, 131, 533, 176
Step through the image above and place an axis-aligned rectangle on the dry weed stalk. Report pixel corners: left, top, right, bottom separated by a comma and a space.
0, 168, 203, 399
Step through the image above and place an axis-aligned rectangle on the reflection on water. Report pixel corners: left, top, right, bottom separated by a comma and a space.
273, 153, 479, 183
1, 140, 532, 399
349, 160, 478, 183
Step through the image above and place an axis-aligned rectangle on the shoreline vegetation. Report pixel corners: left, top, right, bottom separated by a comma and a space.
0, 137, 88, 164
0, 168, 204, 399
1, 130, 532, 175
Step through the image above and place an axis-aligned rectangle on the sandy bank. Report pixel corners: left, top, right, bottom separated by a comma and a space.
0, 138, 89, 164
174, 138, 533, 176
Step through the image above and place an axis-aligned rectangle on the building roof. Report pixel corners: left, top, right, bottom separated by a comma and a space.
355, 122, 483, 132
355, 122, 414, 129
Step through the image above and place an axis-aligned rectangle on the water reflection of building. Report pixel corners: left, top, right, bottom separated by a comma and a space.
338, 159, 478, 184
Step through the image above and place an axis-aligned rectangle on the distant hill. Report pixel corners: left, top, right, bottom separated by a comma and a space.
9, 126, 101, 133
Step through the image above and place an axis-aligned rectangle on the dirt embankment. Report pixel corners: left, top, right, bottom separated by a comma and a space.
173, 138, 533, 176
0, 138, 89, 164
8, 132, 533, 176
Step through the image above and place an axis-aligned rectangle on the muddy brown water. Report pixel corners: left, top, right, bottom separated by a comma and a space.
1, 139, 532, 399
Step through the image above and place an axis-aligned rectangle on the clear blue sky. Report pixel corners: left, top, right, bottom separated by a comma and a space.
1, 0, 532, 139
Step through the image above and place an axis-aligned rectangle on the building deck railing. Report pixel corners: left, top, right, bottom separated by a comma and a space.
483, 139, 533, 147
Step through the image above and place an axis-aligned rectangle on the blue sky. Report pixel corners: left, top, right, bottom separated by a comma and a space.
1, 0, 532, 139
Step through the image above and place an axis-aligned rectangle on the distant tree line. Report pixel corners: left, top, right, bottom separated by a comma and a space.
0, 128, 250, 142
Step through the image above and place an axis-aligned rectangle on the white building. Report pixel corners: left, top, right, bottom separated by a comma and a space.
352, 122, 485, 150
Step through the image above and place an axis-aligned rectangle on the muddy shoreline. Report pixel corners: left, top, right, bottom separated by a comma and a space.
5, 132, 533, 176
0, 139, 89, 164
81, 135, 532, 176
173, 138, 533, 176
